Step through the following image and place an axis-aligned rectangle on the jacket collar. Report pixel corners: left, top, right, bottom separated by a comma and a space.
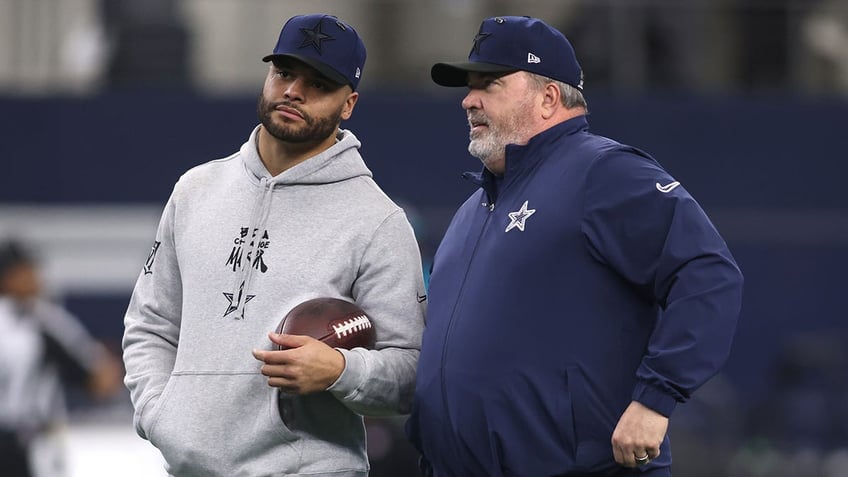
464, 115, 589, 201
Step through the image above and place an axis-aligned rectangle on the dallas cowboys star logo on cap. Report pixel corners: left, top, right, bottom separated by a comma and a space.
471, 31, 491, 54
299, 21, 335, 53
505, 200, 536, 232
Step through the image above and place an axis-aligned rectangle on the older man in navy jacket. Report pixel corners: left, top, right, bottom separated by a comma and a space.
406, 16, 743, 477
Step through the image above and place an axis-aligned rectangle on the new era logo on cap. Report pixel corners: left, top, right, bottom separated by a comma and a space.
262, 14, 366, 90
431, 16, 583, 90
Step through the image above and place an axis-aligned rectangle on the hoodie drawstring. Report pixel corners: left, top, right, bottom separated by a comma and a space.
228, 177, 276, 319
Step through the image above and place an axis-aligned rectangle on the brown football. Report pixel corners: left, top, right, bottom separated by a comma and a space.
276, 297, 376, 350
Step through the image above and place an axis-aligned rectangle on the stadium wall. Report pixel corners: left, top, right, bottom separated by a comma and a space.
1, 91, 846, 424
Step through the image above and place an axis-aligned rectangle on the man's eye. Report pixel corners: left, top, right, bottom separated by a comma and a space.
311, 81, 327, 90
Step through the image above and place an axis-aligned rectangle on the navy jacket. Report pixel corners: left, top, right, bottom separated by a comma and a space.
406, 116, 743, 476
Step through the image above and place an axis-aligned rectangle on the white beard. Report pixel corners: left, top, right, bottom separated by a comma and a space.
467, 93, 536, 173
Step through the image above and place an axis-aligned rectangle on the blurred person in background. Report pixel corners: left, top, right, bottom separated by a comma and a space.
406, 16, 743, 477
803, 0, 848, 93
0, 239, 123, 477
122, 13, 426, 477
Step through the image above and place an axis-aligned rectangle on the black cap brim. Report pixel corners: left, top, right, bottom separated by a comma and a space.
263, 54, 349, 88
431, 61, 518, 87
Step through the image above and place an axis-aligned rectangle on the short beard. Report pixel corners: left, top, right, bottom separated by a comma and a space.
257, 94, 342, 144
467, 93, 536, 173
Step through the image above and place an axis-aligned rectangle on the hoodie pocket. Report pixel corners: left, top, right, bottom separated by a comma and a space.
141, 378, 174, 445
145, 373, 301, 476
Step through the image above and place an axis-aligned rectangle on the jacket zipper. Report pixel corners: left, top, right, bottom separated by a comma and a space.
439, 199, 495, 428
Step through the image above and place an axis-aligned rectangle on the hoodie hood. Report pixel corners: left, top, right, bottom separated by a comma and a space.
226, 125, 374, 320
241, 125, 373, 186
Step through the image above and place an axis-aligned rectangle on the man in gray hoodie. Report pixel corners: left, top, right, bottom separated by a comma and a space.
122, 14, 427, 477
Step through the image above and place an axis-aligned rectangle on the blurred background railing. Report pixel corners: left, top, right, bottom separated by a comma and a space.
1, 1, 847, 476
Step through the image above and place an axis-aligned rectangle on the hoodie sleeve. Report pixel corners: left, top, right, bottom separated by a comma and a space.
122, 192, 183, 439
326, 209, 426, 416
581, 149, 743, 417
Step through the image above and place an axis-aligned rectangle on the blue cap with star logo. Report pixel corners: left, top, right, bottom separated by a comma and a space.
431, 16, 583, 90
263, 14, 366, 90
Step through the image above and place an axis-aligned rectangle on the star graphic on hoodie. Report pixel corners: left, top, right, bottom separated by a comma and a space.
299, 21, 335, 54
223, 281, 256, 319
505, 200, 536, 232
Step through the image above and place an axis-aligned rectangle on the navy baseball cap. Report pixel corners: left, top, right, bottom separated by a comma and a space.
431, 16, 583, 90
263, 14, 366, 90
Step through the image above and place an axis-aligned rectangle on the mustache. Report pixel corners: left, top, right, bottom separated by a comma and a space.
467, 111, 489, 127
269, 101, 306, 117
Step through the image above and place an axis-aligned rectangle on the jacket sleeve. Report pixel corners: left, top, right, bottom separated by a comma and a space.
581, 149, 743, 417
326, 209, 426, 416
122, 192, 183, 439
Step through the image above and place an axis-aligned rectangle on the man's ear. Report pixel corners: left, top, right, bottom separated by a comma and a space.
341, 91, 359, 121
540, 82, 561, 120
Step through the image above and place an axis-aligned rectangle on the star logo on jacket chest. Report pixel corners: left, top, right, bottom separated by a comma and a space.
505, 200, 536, 232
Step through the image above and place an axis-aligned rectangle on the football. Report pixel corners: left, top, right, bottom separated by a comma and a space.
276, 297, 376, 350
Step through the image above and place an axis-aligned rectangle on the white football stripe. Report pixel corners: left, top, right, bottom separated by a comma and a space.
332, 314, 372, 338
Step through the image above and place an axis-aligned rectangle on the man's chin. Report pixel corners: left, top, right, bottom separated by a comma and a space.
264, 122, 309, 143
468, 142, 494, 160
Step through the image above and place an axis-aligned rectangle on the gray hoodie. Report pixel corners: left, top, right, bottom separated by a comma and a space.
122, 126, 426, 477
